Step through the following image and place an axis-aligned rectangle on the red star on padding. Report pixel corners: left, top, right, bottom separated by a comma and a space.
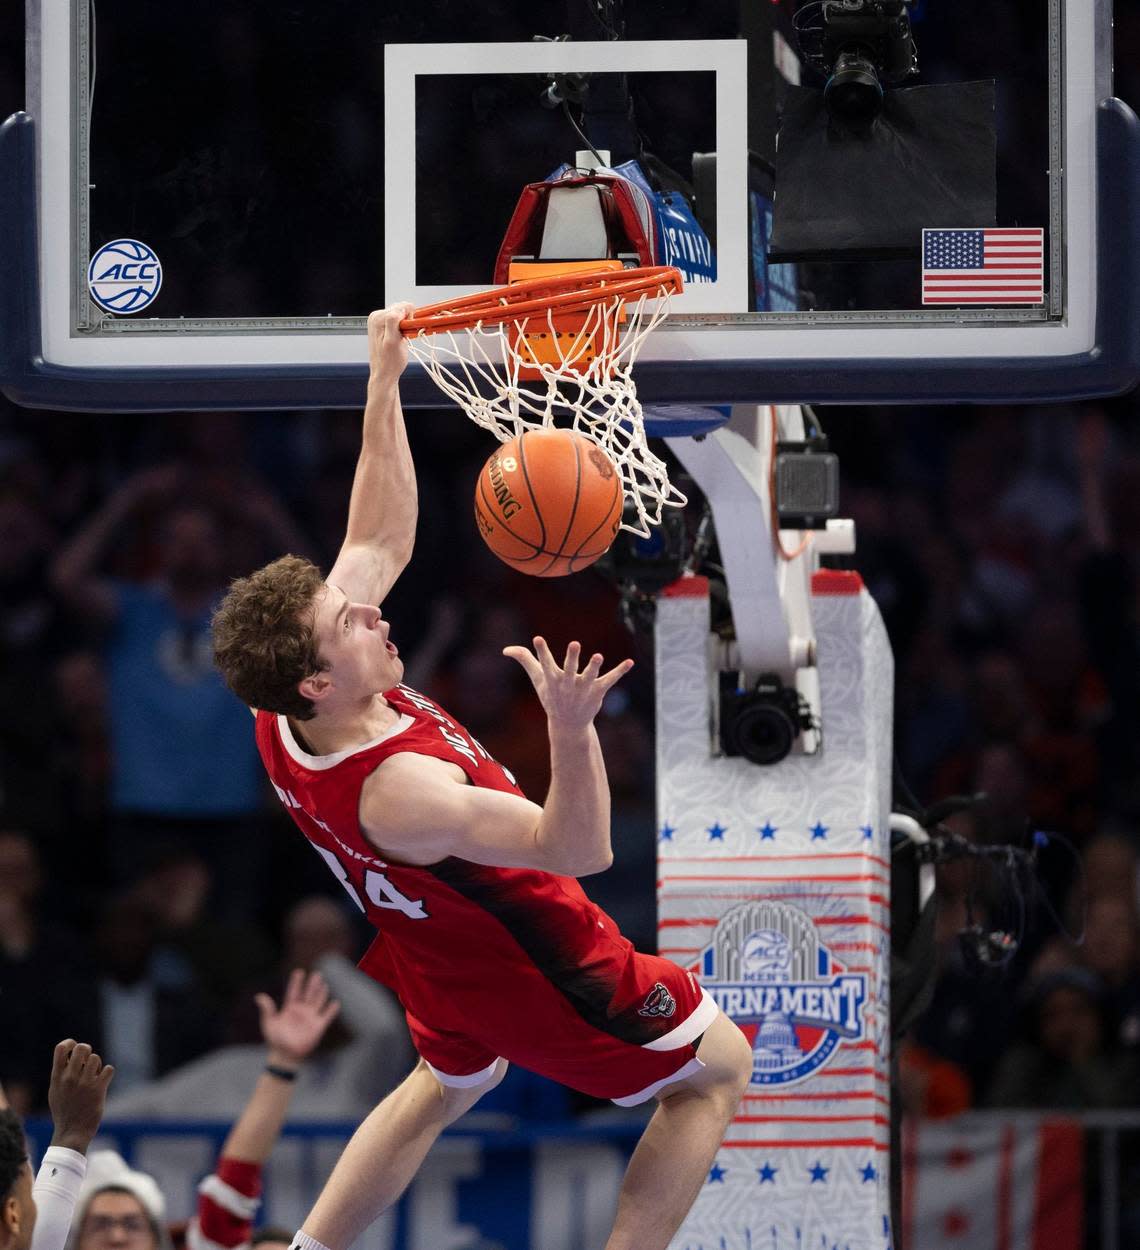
946, 1146, 974, 1169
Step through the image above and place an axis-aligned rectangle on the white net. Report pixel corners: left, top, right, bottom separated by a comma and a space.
406, 289, 685, 537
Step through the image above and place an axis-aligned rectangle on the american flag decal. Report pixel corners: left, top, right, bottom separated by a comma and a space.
921, 228, 1044, 305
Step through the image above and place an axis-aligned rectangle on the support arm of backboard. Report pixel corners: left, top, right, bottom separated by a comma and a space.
666, 404, 855, 751
667, 405, 806, 675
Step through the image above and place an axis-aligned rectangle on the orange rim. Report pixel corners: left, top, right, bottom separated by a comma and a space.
399, 265, 684, 336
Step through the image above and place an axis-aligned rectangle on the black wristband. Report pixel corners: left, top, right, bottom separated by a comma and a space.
265, 1063, 298, 1082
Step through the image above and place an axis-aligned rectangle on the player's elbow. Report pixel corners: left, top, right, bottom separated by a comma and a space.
396, 534, 417, 571
574, 847, 614, 877
533, 815, 612, 876
537, 841, 612, 877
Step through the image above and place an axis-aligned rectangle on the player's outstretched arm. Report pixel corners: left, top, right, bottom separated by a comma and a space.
359, 638, 631, 876
328, 304, 417, 608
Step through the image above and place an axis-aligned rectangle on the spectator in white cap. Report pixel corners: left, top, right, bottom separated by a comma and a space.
67, 1154, 170, 1250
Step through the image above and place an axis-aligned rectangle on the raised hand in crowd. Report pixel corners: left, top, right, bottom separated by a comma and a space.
0, 1041, 116, 1250
187, 973, 342, 1250
46, 1042, 114, 1156
218, 971, 340, 1167
256, 969, 342, 1075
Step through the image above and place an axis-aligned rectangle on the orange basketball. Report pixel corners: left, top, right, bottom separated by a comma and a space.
474, 429, 624, 577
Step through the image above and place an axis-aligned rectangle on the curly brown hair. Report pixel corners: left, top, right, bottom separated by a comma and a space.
212, 554, 328, 720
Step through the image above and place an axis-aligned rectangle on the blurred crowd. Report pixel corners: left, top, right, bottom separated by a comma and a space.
836, 398, 1140, 1118
0, 388, 1138, 1129
1, 0, 1139, 1169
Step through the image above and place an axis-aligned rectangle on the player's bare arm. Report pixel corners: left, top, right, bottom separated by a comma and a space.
327, 305, 417, 608
359, 638, 633, 876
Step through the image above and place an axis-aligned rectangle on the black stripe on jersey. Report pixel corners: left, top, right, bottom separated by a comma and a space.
425, 857, 665, 1046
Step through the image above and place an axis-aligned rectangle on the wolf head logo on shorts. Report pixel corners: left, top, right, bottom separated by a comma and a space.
699, 900, 866, 1086
638, 982, 677, 1018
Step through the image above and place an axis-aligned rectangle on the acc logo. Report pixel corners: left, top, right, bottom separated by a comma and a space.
87, 239, 163, 314
699, 900, 866, 1086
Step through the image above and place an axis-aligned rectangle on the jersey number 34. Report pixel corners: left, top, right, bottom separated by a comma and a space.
313, 843, 429, 920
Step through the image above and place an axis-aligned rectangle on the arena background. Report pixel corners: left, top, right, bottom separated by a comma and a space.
1, 4, 1138, 1248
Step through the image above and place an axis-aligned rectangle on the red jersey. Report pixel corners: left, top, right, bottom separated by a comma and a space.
255, 684, 714, 1102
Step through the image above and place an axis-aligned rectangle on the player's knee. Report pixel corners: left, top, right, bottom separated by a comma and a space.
438, 1057, 509, 1125
725, 1022, 754, 1097
480, 1056, 510, 1095
700, 1013, 754, 1101
659, 1013, 752, 1114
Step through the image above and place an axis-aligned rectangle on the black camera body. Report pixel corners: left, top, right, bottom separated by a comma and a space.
821, 0, 916, 82
793, 0, 918, 125
719, 672, 814, 766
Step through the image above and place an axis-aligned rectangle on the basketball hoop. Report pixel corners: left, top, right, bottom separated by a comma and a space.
400, 265, 686, 537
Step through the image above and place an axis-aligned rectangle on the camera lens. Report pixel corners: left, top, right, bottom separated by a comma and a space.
825, 51, 884, 124
730, 700, 796, 765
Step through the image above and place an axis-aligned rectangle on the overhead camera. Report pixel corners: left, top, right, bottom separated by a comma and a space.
774, 0, 993, 257
794, 0, 918, 124
719, 672, 814, 766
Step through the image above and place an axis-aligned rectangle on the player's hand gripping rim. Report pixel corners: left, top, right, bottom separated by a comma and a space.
502, 636, 633, 731
368, 303, 415, 382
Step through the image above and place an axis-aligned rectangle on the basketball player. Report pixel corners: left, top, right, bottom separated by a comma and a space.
212, 306, 752, 1250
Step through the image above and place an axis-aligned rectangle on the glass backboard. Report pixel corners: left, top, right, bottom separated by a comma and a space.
2, 0, 1136, 412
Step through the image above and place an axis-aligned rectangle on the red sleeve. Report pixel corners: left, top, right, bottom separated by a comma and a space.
189, 1158, 263, 1250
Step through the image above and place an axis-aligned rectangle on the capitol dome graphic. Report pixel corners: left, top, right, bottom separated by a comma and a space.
698, 899, 867, 1086
741, 921, 809, 1072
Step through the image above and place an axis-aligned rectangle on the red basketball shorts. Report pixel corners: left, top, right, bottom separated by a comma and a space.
401, 951, 718, 1106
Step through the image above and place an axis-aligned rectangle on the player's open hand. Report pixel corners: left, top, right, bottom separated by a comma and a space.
503, 636, 633, 731
368, 304, 414, 382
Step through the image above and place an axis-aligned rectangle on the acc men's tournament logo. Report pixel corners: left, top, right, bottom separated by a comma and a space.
699, 900, 866, 1086
87, 239, 163, 314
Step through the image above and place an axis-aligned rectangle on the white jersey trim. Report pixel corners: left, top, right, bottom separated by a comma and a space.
186, 1222, 246, 1250
425, 1058, 503, 1089
641, 987, 718, 1052
196, 1173, 261, 1219
276, 711, 415, 770
611, 1055, 707, 1106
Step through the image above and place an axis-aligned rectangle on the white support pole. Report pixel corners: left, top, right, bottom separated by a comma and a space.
655, 410, 894, 1250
